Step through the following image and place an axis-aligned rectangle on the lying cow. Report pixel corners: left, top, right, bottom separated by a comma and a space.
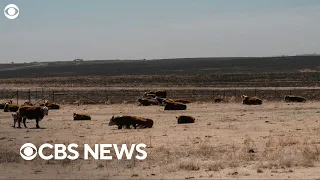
164, 102, 187, 110
12, 106, 49, 128
144, 90, 167, 98
145, 94, 157, 99
0, 100, 12, 109
284, 95, 306, 103
39, 101, 60, 109
241, 95, 262, 105
73, 113, 91, 120
138, 98, 158, 106
23, 101, 33, 106
155, 97, 175, 106
108, 115, 154, 129
4, 103, 20, 112
174, 99, 191, 104
176, 115, 195, 124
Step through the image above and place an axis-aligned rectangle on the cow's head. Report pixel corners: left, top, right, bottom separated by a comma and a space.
108, 116, 116, 126
41, 106, 49, 116
4, 103, 11, 112
23, 101, 33, 106
12, 113, 18, 121
241, 95, 249, 100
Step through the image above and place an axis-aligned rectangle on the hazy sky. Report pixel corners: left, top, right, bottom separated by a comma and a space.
1, 0, 320, 63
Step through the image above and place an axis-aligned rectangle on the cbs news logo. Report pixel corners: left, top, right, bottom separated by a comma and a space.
4, 4, 19, 20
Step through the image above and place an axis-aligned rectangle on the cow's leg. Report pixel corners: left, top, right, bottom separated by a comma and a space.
18, 117, 22, 128
23, 118, 28, 128
12, 119, 16, 128
36, 118, 40, 128
126, 125, 131, 129
117, 125, 122, 129
133, 124, 137, 129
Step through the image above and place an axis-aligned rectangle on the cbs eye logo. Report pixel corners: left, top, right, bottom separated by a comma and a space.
4, 4, 19, 20
20, 143, 37, 160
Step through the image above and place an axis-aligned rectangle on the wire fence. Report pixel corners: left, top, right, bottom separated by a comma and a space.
0, 87, 319, 105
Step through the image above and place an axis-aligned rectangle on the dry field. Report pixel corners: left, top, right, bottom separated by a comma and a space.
0, 101, 320, 179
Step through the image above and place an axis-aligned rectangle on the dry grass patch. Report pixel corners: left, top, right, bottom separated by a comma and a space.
205, 161, 225, 171
260, 135, 320, 168
178, 160, 200, 171
0, 148, 21, 164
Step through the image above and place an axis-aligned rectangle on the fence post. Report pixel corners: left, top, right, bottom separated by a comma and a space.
234, 88, 237, 97
254, 88, 257, 96
274, 87, 277, 101
35, 89, 38, 102
52, 91, 55, 102
16, 90, 19, 105
28, 89, 31, 103
105, 90, 109, 102
41, 88, 44, 100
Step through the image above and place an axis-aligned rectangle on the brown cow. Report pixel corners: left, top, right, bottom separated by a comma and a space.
12, 106, 49, 128
145, 94, 157, 99
108, 115, 153, 129
0, 100, 12, 109
164, 102, 187, 110
138, 98, 158, 106
176, 115, 195, 124
4, 103, 20, 112
155, 97, 175, 106
241, 95, 262, 105
174, 99, 191, 104
73, 113, 91, 120
23, 101, 33, 106
144, 90, 167, 98
39, 100, 60, 109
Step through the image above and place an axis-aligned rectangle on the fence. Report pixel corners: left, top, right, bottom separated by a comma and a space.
0, 87, 319, 105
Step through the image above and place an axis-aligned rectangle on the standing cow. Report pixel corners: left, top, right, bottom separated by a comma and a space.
12, 106, 49, 128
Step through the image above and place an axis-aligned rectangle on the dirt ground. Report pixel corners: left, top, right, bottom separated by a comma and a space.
0, 101, 320, 179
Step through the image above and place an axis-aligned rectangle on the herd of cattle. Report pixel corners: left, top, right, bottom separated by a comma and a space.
0, 90, 307, 129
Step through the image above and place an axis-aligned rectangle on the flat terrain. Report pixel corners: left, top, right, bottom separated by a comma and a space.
1, 102, 320, 179
0, 56, 320, 88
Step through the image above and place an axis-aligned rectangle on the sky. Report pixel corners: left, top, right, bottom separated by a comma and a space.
0, 0, 320, 63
